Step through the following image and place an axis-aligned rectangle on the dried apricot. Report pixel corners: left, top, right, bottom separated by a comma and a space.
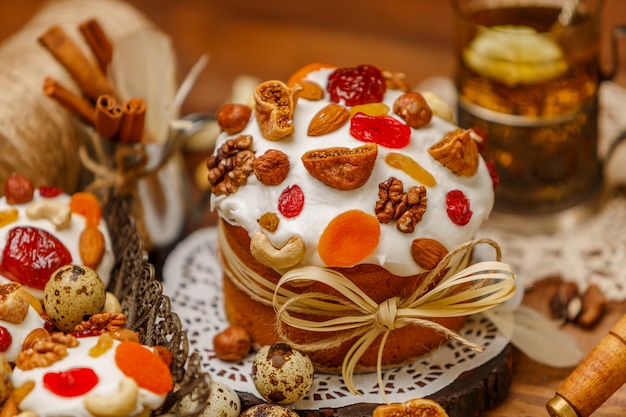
69, 192, 101, 227
287, 62, 335, 87
318, 210, 380, 267
115, 341, 173, 394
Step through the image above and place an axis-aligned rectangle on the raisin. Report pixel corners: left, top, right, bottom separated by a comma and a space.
350, 112, 411, 149
327, 65, 386, 106
446, 190, 473, 226
278, 185, 304, 218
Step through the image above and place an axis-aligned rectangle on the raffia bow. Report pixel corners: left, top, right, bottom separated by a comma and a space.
217, 223, 516, 402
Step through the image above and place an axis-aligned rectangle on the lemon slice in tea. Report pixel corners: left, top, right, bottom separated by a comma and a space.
463, 25, 568, 86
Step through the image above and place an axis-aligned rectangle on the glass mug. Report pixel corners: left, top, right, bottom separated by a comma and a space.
452, 0, 624, 224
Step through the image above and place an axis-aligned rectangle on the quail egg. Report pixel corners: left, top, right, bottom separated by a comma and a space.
43, 265, 106, 331
176, 381, 240, 417
240, 404, 300, 417
252, 343, 314, 404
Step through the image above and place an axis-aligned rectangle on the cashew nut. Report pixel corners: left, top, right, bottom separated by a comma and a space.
103, 292, 122, 314
25, 200, 71, 230
84, 377, 138, 417
250, 231, 305, 269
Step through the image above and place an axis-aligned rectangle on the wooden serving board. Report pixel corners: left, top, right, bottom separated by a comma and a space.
238, 343, 516, 417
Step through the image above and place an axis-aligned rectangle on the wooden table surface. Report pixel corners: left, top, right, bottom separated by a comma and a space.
2, 1, 626, 416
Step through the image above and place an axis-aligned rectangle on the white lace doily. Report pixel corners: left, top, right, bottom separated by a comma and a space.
162, 227, 509, 409
479, 193, 626, 301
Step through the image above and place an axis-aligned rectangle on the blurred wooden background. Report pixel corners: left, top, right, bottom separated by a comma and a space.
1, 0, 624, 116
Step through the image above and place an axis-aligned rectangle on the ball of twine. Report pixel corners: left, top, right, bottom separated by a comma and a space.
0, 0, 153, 194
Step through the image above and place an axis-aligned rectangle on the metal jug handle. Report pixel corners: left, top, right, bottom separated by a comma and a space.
604, 24, 626, 81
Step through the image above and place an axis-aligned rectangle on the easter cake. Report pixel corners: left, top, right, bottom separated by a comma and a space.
208, 63, 510, 373
0, 177, 212, 416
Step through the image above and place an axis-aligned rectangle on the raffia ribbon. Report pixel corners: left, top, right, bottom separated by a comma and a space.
218, 222, 516, 402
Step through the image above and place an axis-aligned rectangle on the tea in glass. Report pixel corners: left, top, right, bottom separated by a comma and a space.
453, 0, 603, 215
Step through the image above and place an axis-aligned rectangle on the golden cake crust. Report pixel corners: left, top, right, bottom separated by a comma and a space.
220, 220, 466, 372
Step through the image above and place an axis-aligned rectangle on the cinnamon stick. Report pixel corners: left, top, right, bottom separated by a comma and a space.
95, 95, 122, 139
38, 25, 116, 101
43, 77, 96, 126
79, 19, 113, 72
118, 98, 146, 143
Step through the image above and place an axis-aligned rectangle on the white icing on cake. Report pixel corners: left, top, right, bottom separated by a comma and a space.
0, 190, 114, 299
211, 67, 494, 277
12, 336, 167, 417
1, 306, 45, 362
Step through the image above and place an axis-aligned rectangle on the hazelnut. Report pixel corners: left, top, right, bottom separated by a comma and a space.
216, 103, 252, 135
4, 173, 34, 205
213, 326, 251, 362
393, 92, 432, 128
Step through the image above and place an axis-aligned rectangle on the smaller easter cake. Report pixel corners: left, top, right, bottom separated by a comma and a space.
0, 173, 114, 299
11, 334, 173, 417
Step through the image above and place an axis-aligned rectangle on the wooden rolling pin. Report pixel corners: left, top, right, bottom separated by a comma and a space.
546, 314, 626, 417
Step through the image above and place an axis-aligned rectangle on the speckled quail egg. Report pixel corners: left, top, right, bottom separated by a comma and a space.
43, 265, 106, 331
175, 381, 240, 417
252, 343, 314, 404
240, 403, 300, 417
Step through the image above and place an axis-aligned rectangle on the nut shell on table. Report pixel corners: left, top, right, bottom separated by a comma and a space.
252, 343, 314, 405
43, 265, 106, 332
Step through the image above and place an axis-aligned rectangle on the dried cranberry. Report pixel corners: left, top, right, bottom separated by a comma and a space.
446, 190, 473, 226
327, 65, 386, 106
0, 326, 12, 352
72, 329, 102, 338
0, 226, 72, 290
486, 160, 499, 189
278, 185, 305, 218
38, 185, 63, 198
470, 126, 489, 156
350, 112, 411, 149
44, 367, 99, 397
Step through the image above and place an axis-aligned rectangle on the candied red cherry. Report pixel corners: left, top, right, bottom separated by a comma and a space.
350, 112, 411, 149
327, 65, 386, 106
0, 226, 72, 290
0, 325, 12, 352
44, 367, 99, 397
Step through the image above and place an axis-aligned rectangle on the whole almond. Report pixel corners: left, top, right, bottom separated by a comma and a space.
307, 103, 350, 136
411, 238, 448, 270
79, 226, 106, 269
297, 79, 324, 101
